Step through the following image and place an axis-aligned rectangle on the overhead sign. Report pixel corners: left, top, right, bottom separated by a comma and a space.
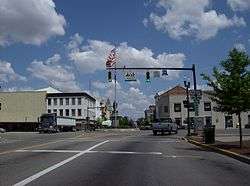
124, 71, 136, 81
153, 71, 160, 78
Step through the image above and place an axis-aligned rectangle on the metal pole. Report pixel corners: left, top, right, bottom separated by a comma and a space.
185, 81, 191, 136
192, 64, 197, 91
114, 62, 117, 128
87, 79, 91, 131
187, 86, 190, 136
192, 64, 198, 134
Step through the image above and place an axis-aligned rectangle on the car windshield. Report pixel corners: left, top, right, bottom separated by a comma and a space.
161, 118, 172, 123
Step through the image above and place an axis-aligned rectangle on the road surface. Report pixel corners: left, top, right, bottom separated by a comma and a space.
0, 130, 249, 186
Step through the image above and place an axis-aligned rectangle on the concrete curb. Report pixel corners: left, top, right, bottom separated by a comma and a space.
185, 137, 250, 164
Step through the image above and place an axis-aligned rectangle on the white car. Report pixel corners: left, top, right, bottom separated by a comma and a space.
0, 128, 6, 133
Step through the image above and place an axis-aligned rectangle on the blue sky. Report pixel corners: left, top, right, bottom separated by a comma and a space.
0, 0, 249, 118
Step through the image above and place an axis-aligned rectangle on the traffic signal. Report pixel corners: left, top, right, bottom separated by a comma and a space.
108, 71, 112, 82
146, 71, 150, 82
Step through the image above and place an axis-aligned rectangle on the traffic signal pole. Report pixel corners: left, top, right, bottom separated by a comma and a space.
107, 64, 199, 134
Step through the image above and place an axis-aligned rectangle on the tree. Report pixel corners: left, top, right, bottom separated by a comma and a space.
201, 49, 250, 148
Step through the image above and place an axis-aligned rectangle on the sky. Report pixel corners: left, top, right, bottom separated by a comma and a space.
0, 0, 250, 119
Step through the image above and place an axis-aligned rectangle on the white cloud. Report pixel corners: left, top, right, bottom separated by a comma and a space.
92, 80, 121, 90
197, 84, 213, 91
67, 33, 84, 50
0, 60, 26, 82
127, 80, 141, 87
146, 0, 246, 40
0, 0, 66, 46
234, 43, 246, 51
228, 0, 250, 11
103, 84, 154, 119
27, 54, 80, 92
69, 36, 186, 78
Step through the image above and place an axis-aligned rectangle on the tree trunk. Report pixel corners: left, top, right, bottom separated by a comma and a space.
237, 113, 243, 148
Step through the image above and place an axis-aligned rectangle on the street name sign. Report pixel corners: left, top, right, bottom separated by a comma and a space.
124, 71, 136, 81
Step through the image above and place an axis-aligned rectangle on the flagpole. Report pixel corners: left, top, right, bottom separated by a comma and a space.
114, 54, 117, 128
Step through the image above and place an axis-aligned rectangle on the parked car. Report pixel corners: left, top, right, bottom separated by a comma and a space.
0, 128, 6, 133
152, 118, 178, 135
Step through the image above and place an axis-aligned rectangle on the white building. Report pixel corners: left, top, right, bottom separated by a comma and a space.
155, 86, 250, 129
37, 87, 96, 127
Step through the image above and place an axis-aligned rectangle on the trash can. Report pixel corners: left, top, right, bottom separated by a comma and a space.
203, 125, 215, 144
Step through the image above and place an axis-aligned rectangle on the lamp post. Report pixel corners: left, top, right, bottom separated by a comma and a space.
184, 80, 191, 136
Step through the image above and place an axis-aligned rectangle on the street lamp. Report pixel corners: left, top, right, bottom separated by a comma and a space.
184, 80, 191, 136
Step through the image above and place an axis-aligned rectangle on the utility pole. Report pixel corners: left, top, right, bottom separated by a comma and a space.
184, 80, 191, 136
114, 62, 117, 128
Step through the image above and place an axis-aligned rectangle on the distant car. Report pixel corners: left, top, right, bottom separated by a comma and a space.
0, 128, 6, 133
139, 125, 152, 130
152, 118, 178, 135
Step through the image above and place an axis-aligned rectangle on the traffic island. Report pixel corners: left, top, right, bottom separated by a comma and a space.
186, 137, 250, 164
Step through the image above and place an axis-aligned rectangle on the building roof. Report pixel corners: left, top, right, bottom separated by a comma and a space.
158, 85, 186, 97
36, 86, 62, 93
47, 92, 96, 102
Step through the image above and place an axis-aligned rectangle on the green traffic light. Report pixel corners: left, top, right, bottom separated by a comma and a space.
146, 72, 150, 83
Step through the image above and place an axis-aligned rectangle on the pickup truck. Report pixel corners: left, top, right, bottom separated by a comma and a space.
152, 118, 178, 135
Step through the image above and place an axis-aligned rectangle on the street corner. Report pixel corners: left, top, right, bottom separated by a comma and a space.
186, 137, 250, 164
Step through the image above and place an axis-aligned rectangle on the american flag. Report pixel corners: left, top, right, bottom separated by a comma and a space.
106, 48, 117, 67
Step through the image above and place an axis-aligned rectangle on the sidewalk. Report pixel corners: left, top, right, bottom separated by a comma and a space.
187, 134, 250, 164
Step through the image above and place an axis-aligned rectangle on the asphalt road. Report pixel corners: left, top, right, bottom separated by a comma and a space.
0, 129, 249, 186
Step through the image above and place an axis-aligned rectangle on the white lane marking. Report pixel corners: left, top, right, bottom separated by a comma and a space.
13, 140, 109, 186
109, 140, 181, 143
15, 150, 82, 153
88, 150, 162, 155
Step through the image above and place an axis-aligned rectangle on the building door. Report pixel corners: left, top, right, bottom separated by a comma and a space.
225, 116, 233, 128
175, 118, 181, 128
205, 116, 212, 126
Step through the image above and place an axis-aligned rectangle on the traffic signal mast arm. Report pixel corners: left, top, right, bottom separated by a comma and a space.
106, 64, 197, 93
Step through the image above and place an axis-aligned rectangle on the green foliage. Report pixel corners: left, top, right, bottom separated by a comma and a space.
119, 116, 132, 128
201, 49, 250, 115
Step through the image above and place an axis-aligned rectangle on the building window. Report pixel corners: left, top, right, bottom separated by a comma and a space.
48, 98, 51, 106
71, 109, 76, 116
66, 98, 69, 105
53, 98, 57, 106
48, 109, 51, 113
60, 98, 63, 105
72, 98, 75, 105
59, 109, 63, 116
174, 103, 181, 112
189, 103, 195, 112
78, 109, 82, 116
77, 98, 81, 105
204, 102, 211, 111
0, 103, 2, 110
65, 109, 69, 116
164, 106, 168, 113
53, 109, 57, 114
248, 115, 250, 124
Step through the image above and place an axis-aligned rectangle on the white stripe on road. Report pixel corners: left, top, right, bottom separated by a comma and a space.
14, 140, 109, 186
15, 149, 83, 153
89, 150, 162, 155
15, 149, 163, 155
